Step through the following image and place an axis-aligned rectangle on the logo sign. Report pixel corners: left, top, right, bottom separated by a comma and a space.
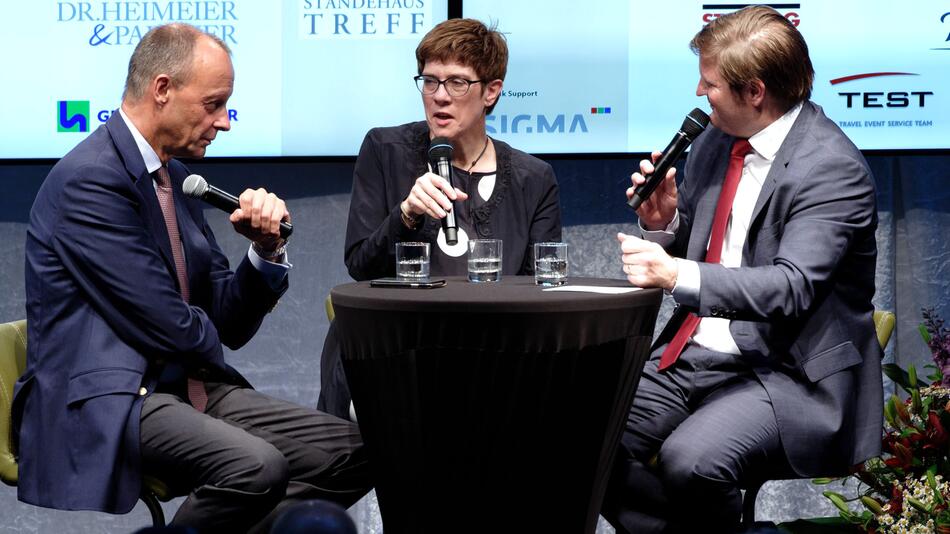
830, 72, 936, 131
701, 3, 801, 26
94, 107, 239, 124
57, 100, 90, 132
56, 2, 239, 47
486, 113, 589, 135
830, 73, 933, 109
937, 11, 950, 50
300, 0, 431, 39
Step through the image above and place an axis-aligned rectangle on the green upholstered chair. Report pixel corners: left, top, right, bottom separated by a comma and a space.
0, 320, 173, 527
0, 320, 26, 488
325, 294, 335, 323
741, 310, 897, 528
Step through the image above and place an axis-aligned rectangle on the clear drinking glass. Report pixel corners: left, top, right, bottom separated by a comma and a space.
467, 239, 502, 283
533, 242, 568, 286
395, 242, 430, 279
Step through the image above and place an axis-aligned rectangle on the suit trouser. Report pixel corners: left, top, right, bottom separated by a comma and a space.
140, 381, 371, 534
602, 344, 795, 534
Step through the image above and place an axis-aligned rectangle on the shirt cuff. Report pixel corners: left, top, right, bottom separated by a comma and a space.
638, 211, 679, 249
670, 258, 700, 308
248, 244, 291, 291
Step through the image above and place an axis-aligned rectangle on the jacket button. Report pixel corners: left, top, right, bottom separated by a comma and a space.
139, 387, 148, 396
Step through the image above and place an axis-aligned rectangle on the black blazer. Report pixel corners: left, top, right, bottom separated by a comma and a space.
343, 121, 562, 280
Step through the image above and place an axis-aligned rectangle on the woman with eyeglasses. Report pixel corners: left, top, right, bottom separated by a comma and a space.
318, 18, 563, 419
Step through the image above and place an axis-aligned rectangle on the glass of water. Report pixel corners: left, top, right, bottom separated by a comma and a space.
396, 242, 430, 279
467, 239, 502, 283
534, 242, 568, 286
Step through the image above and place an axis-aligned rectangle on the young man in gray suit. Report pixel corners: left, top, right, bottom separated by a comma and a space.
604, 6, 881, 533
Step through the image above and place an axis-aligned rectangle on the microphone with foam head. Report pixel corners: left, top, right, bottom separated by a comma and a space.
182, 174, 294, 238
428, 137, 458, 245
627, 108, 710, 211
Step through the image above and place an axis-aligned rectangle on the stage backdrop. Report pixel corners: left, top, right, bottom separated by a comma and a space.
2, 0, 449, 158
0, 152, 946, 532
3, 1, 948, 157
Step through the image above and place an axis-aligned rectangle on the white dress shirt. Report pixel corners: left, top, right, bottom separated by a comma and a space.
641, 103, 803, 354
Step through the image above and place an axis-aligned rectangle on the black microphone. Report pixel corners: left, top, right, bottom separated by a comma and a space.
428, 137, 458, 245
627, 108, 710, 211
182, 174, 293, 238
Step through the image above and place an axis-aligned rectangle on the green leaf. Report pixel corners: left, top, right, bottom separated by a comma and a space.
883, 363, 913, 394
907, 495, 931, 513
929, 470, 946, 504
824, 491, 853, 515
910, 365, 919, 388
921, 324, 932, 344
812, 477, 836, 485
926, 364, 943, 383
860, 495, 884, 514
884, 399, 897, 427
837, 510, 858, 523
893, 395, 911, 425
912, 388, 923, 413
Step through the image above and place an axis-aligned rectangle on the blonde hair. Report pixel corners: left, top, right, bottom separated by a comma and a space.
690, 6, 813, 108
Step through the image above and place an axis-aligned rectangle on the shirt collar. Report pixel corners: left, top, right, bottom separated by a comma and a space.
118, 108, 163, 174
747, 102, 803, 162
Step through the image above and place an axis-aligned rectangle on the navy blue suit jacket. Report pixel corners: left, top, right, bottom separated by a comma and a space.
13, 114, 286, 513
653, 102, 882, 477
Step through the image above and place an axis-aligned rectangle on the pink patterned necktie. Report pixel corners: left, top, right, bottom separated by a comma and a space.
657, 138, 753, 371
155, 165, 208, 412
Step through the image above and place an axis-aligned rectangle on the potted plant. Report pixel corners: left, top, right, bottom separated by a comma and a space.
819, 308, 950, 534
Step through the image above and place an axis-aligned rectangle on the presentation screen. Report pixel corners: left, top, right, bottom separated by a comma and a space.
2, 0, 449, 158
464, 1, 949, 153
3, 2, 946, 157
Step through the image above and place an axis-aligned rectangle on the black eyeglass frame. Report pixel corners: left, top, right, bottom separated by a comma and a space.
413, 75, 488, 97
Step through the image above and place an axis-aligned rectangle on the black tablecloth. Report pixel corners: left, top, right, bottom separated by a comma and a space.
332, 276, 662, 533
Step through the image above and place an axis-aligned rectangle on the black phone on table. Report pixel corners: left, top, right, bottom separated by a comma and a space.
369, 277, 446, 289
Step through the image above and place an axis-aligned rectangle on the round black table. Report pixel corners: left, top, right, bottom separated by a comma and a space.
331, 276, 662, 533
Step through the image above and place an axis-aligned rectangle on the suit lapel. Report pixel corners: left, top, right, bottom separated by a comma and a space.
104, 115, 177, 278
135, 173, 178, 275
747, 102, 817, 233
687, 134, 731, 261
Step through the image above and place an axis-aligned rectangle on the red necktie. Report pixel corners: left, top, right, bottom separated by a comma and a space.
155, 166, 208, 411
657, 138, 753, 371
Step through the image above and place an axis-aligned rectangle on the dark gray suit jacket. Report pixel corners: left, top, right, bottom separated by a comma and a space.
654, 101, 882, 477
